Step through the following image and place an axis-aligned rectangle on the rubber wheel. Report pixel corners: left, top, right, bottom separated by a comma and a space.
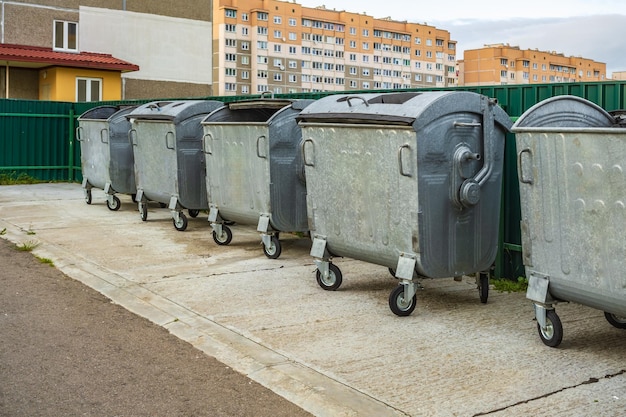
173, 213, 188, 231
389, 285, 417, 317
537, 309, 563, 347
84, 189, 92, 205
212, 225, 233, 245
139, 204, 148, 222
107, 195, 121, 211
604, 312, 626, 329
188, 209, 200, 218
316, 263, 342, 291
263, 235, 282, 259
478, 272, 489, 304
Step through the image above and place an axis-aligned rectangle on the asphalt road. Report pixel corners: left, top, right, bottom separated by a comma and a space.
0, 237, 312, 417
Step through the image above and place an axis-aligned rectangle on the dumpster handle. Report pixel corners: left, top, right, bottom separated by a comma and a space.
260, 91, 275, 99
302, 139, 315, 167
129, 129, 137, 146
100, 128, 109, 144
453, 121, 481, 128
76, 126, 84, 142
517, 148, 534, 184
165, 132, 175, 150
256, 135, 268, 159
203, 133, 213, 155
398, 144, 412, 177
345, 96, 369, 107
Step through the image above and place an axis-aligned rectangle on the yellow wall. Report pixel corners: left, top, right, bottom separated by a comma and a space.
38, 67, 122, 101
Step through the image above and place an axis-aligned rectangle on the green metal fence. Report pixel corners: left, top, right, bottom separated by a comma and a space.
2, 81, 625, 279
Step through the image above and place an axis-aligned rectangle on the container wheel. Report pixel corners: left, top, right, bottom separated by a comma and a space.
538, 309, 563, 348
173, 213, 188, 231
263, 236, 282, 259
107, 195, 121, 211
188, 209, 200, 218
478, 272, 489, 304
604, 312, 626, 329
389, 285, 417, 317
212, 225, 233, 245
139, 204, 148, 222
316, 263, 342, 291
84, 189, 92, 205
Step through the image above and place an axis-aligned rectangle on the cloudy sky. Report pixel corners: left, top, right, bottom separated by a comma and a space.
297, 0, 626, 77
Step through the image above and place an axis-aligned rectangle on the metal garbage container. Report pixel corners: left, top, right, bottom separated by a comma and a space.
201, 96, 314, 258
513, 95, 626, 347
298, 91, 512, 316
127, 100, 224, 231
77, 105, 137, 210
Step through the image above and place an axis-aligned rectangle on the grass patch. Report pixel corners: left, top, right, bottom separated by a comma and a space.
0, 172, 41, 185
491, 276, 528, 293
36, 256, 55, 267
15, 240, 40, 252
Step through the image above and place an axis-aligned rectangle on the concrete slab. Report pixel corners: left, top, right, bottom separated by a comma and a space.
1, 183, 624, 417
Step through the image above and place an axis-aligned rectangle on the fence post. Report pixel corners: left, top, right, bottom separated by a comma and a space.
68, 108, 75, 181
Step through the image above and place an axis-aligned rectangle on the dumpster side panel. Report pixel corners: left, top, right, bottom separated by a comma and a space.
108, 108, 136, 195
175, 116, 208, 210
517, 130, 626, 317
79, 119, 111, 189
267, 107, 308, 233
132, 121, 178, 204
417, 112, 505, 277
205, 124, 270, 224
304, 124, 419, 269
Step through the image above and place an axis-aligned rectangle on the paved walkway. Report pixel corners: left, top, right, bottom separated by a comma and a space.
1, 183, 624, 417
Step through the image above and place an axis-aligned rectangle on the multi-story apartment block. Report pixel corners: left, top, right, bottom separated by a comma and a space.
460, 44, 606, 86
212, 0, 457, 96
1, 0, 211, 101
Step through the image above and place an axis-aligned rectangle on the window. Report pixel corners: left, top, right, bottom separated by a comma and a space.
274, 30, 282, 38
288, 60, 297, 68
225, 39, 237, 47
224, 83, 237, 92
274, 73, 282, 81
225, 24, 236, 33
289, 46, 297, 54
273, 16, 282, 24
241, 41, 249, 50
257, 85, 269, 92
289, 32, 297, 40
274, 45, 281, 52
289, 74, 297, 82
289, 18, 297, 26
257, 12, 268, 20
76, 77, 101, 102
257, 70, 268, 78
257, 27, 268, 35
54, 20, 78, 51
241, 70, 249, 79
349, 40, 356, 48
241, 56, 249, 65
225, 53, 237, 62
349, 27, 356, 35
225, 68, 237, 76
362, 68, 370, 76
242, 27, 248, 36
349, 53, 356, 62
362, 29, 369, 37
242, 86, 249, 94
257, 41, 267, 49
362, 81, 370, 89
225, 9, 236, 18
257, 56, 268, 64
242, 13, 249, 21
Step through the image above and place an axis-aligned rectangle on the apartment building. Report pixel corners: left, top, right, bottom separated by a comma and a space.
212, 0, 457, 96
461, 44, 606, 86
1, 0, 211, 101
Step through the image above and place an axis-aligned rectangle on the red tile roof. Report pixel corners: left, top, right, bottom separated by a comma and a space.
0, 43, 139, 72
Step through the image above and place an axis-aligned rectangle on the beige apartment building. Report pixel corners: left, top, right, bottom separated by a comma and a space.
460, 44, 606, 86
212, 0, 458, 96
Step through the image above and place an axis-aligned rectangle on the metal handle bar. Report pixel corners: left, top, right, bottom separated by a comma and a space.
398, 144, 412, 177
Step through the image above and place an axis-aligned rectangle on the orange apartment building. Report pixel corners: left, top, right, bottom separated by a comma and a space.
212, 0, 458, 95
460, 44, 606, 86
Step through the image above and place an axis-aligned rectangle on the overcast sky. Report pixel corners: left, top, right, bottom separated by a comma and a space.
297, 0, 626, 77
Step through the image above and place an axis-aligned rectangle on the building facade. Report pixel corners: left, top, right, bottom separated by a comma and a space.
461, 44, 607, 86
212, 0, 457, 96
1, 0, 212, 101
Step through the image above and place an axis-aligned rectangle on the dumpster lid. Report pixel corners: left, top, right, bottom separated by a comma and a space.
513, 95, 615, 130
127, 100, 224, 123
78, 105, 122, 121
297, 91, 512, 130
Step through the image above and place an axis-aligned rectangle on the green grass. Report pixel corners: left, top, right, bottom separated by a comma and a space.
15, 240, 40, 252
36, 256, 55, 267
491, 276, 528, 293
0, 172, 41, 185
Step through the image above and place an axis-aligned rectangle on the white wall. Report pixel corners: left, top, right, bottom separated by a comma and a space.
79, 6, 212, 84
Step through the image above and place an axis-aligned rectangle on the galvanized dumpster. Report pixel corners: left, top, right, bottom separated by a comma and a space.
201, 97, 314, 258
298, 91, 512, 316
127, 100, 224, 231
513, 95, 626, 347
77, 105, 137, 210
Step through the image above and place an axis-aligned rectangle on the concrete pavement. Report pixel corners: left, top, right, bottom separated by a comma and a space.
0, 183, 624, 417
